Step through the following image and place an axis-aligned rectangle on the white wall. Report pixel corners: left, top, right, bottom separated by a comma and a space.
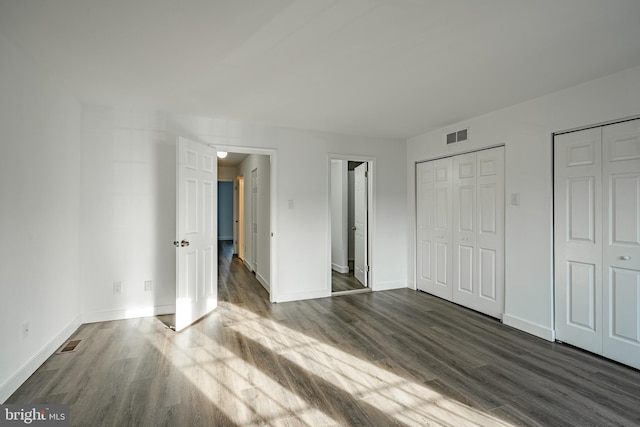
80, 107, 176, 321
407, 65, 640, 341
218, 166, 237, 181
218, 182, 234, 241
80, 109, 407, 313
278, 128, 407, 300
0, 33, 82, 402
330, 160, 348, 273
238, 154, 271, 290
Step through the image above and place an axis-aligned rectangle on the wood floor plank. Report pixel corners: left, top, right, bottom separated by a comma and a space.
5, 241, 640, 426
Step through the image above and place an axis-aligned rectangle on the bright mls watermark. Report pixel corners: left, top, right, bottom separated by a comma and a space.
1, 405, 68, 426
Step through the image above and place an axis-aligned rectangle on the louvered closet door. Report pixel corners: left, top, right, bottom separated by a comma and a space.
602, 120, 640, 370
554, 128, 603, 354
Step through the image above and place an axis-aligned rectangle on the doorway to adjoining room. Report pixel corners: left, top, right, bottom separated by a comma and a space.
330, 158, 371, 295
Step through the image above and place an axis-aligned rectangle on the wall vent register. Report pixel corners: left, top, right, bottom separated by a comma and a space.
446, 128, 468, 144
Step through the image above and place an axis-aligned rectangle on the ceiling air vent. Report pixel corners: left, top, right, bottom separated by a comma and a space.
446, 128, 469, 144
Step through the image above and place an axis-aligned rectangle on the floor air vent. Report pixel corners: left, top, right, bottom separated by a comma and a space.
59, 339, 81, 353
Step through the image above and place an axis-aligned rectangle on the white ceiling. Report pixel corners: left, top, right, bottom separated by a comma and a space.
218, 152, 249, 168
1, 0, 640, 139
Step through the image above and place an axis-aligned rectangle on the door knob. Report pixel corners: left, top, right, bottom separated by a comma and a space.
352, 226, 356, 230
181, 240, 190, 247
173, 241, 180, 247
621, 255, 631, 260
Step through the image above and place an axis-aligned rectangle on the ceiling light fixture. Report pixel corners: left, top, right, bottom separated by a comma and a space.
217, 151, 228, 159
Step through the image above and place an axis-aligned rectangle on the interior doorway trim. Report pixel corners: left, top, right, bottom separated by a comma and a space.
328, 153, 375, 295
212, 143, 278, 303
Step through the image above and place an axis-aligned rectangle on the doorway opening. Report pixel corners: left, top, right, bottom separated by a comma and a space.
330, 157, 373, 295
172, 138, 277, 332
217, 150, 274, 298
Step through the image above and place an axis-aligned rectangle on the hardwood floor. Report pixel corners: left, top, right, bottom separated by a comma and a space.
331, 269, 366, 293
6, 241, 640, 426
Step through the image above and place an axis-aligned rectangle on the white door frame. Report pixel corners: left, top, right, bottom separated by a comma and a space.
236, 176, 245, 260
251, 167, 258, 273
327, 154, 375, 294
208, 143, 278, 303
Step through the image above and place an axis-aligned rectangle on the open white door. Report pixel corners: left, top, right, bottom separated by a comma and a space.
354, 162, 368, 286
175, 136, 217, 331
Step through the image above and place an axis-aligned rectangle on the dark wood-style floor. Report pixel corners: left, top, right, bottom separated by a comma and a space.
7, 242, 640, 426
331, 268, 365, 293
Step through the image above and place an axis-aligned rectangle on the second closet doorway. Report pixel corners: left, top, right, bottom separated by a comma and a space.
416, 146, 505, 318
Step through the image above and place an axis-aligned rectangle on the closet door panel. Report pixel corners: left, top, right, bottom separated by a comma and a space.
602, 119, 640, 369
554, 128, 603, 355
453, 153, 477, 308
416, 147, 504, 318
417, 158, 453, 300
416, 161, 435, 292
432, 158, 453, 299
475, 147, 504, 318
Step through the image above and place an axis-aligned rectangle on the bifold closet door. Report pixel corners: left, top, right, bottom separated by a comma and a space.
602, 120, 640, 370
416, 157, 453, 300
474, 148, 505, 317
417, 147, 504, 318
554, 128, 604, 355
452, 153, 477, 309
452, 148, 504, 318
555, 119, 640, 370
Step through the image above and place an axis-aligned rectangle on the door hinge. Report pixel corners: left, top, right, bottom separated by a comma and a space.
367, 265, 370, 272
365, 171, 369, 178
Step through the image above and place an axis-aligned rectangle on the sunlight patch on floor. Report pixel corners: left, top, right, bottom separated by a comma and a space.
225, 302, 515, 427
147, 315, 339, 425
147, 301, 515, 426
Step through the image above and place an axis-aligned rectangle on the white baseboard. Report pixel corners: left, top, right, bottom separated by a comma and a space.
0, 315, 82, 403
372, 280, 406, 291
273, 289, 330, 303
256, 273, 270, 293
331, 263, 349, 273
407, 281, 417, 290
82, 304, 176, 324
502, 313, 555, 342
243, 259, 253, 272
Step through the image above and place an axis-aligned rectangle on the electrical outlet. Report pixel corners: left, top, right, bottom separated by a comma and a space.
144, 280, 152, 292
22, 321, 30, 338
113, 281, 122, 294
